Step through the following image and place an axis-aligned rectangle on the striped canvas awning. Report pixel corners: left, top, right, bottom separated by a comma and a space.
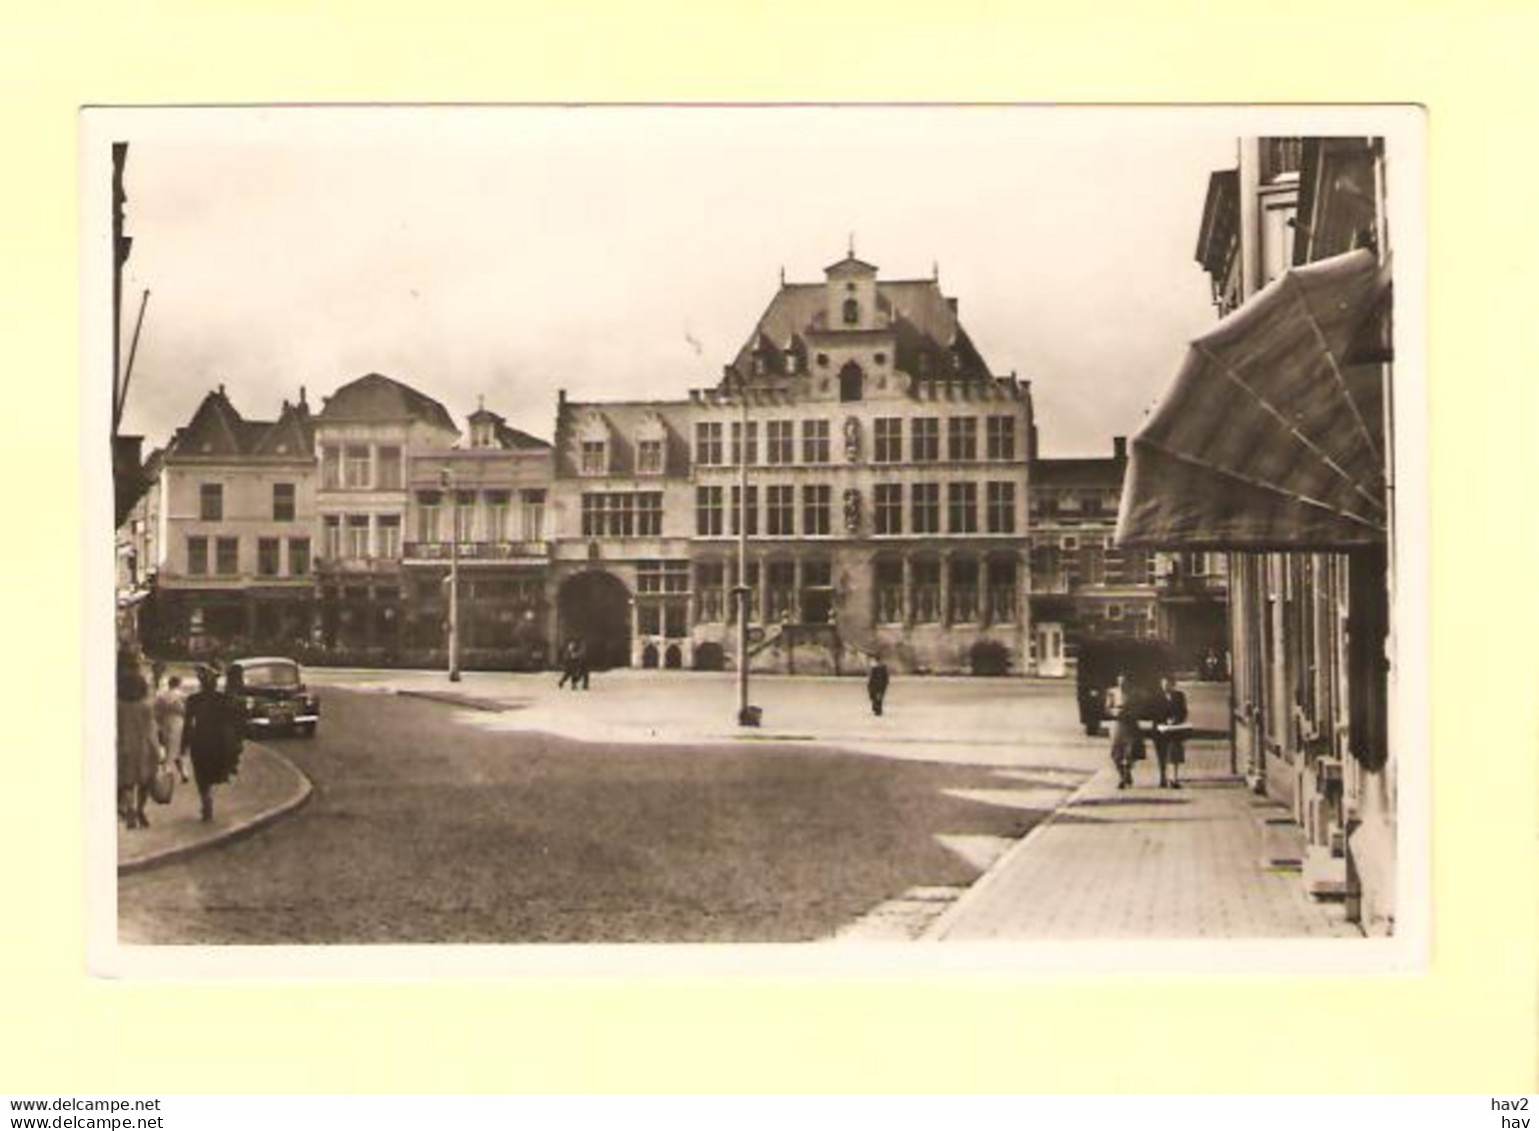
1117, 248, 1391, 551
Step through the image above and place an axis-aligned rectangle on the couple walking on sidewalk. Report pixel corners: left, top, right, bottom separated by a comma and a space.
1107, 673, 1190, 791
118, 654, 243, 829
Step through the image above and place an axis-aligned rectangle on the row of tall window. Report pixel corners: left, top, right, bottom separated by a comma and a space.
197, 482, 298, 523
186, 535, 310, 577
580, 492, 664, 538
681, 554, 1021, 627
872, 555, 1021, 626
580, 414, 1020, 477
319, 444, 404, 490
687, 558, 835, 627
694, 484, 837, 537
321, 514, 401, 561
688, 415, 1018, 468
692, 481, 1017, 538
414, 490, 546, 544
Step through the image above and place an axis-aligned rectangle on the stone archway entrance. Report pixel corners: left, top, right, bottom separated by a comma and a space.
557, 570, 632, 670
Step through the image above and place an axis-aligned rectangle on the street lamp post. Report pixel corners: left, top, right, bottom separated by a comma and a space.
734, 389, 756, 726
440, 466, 462, 682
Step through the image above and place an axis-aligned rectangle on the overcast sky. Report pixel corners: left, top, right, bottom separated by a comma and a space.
112, 108, 1237, 458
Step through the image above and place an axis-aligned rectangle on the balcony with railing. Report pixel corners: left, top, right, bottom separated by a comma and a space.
314, 556, 400, 575
1157, 569, 1229, 598
402, 540, 550, 564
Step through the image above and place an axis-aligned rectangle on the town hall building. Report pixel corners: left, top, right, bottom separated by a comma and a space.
549, 251, 1037, 675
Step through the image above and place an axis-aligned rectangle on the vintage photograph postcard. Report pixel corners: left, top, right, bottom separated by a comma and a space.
83, 105, 1427, 975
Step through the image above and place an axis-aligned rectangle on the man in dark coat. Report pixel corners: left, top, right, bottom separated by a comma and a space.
181, 665, 244, 822
557, 639, 579, 688
867, 656, 890, 716
1152, 674, 1190, 789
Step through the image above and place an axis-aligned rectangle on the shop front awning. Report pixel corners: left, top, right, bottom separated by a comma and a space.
1117, 248, 1391, 551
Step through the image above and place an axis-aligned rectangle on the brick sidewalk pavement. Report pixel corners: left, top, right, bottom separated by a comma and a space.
927, 741, 1360, 940
117, 742, 312, 874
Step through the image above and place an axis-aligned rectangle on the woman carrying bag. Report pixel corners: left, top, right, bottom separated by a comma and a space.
116, 649, 161, 829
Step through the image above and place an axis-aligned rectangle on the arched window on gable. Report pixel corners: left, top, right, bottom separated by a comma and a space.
842, 298, 860, 326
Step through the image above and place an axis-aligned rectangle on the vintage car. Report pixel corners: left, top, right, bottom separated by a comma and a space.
224, 656, 321, 737
1074, 636, 1175, 736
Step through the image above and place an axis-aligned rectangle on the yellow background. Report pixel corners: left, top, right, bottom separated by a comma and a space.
4, 1, 1537, 1093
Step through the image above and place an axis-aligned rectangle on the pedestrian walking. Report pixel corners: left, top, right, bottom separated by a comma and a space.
116, 648, 161, 829
181, 665, 244, 822
154, 674, 189, 783
866, 655, 890, 716
1106, 673, 1145, 790
557, 638, 581, 689
573, 637, 591, 690
1152, 674, 1190, 789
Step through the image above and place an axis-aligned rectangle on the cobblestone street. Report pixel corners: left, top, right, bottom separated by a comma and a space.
118, 671, 1354, 944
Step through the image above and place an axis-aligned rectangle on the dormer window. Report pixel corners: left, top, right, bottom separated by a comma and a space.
753, 355, 766, 376
580, 440, 607, 476
634, 411, 668, 477
637, 439, 664, 475
842, 298, 860, 326
577, 412, 612, 477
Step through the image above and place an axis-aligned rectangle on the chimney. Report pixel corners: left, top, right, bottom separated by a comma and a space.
1113, 436, 1128, 460
298, 385, 308, 410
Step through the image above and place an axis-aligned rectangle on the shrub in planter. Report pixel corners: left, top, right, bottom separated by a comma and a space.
969, 639, 1012, 677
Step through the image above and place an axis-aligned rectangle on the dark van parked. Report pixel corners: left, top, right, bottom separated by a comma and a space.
1074, 636, 1175, 736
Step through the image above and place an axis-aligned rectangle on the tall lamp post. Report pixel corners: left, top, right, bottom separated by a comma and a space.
734, 389, 756, 726
440, 466, 462, 682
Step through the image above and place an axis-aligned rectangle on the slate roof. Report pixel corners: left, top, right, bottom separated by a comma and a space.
167, 387, 315, 460
726, 271, 993, 385
468, 406, 551, 451
317, 372, 458, 433
553, 399, 691, 479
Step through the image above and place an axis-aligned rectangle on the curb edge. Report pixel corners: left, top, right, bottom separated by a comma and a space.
117, 744, 314, 877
